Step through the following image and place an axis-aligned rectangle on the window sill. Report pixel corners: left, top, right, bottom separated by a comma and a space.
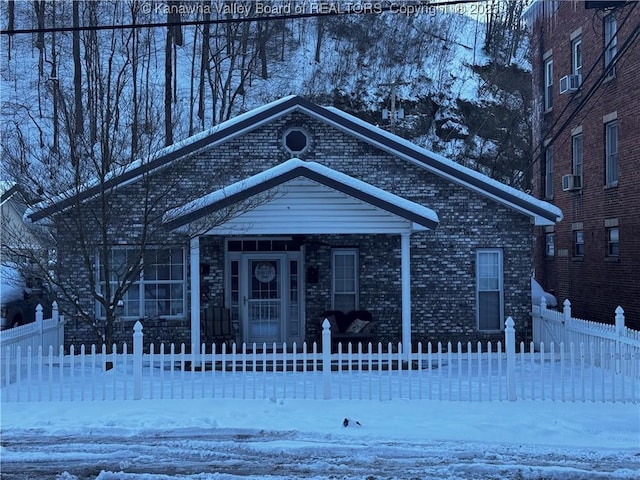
603, 74, 616, 84
604, 182, 618, 190
571, 256, 584, 262
543, 107, 553, 115
605, 256, 619, 263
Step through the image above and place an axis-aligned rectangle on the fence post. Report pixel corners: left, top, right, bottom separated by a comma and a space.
36, 303, 43, 331
505, 317, 516, 401
322, 318, 331, 399
562, 299, 571, 344
536, 296, 547, 347
133, 321, 143, 400
615, 306, 625, 374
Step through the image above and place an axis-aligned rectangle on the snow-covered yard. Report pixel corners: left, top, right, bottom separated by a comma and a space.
2, 382, 639, 479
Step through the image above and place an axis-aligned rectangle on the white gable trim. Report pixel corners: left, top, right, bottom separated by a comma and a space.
163, 159, 439, 233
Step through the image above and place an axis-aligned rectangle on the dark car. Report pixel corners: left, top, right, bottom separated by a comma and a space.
1, 264, 53, 329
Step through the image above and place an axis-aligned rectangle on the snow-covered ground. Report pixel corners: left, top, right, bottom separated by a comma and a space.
1, 394, 638, 479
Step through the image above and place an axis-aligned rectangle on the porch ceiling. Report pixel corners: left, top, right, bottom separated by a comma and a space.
163, 159, 439, 235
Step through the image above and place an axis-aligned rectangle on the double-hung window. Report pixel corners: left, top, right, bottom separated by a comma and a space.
573, 231, 585, 257
572, 37, 582, 79
545, 147, 554, 198
98, 247, 185, 319
476, 249, 503, 331
544, 58, 553, 110
545, 233, 555, 257
332, 249, 358, 312
572, 133, 583, 178
605, 121, 618, 185
604, 13, 617, 76
606, 227, 619, 257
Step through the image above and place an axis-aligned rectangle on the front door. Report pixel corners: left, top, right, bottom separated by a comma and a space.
244, 256, 284, 344
226, 247, 303, 346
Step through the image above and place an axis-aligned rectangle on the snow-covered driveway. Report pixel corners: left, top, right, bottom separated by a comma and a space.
1, 398, 639, 479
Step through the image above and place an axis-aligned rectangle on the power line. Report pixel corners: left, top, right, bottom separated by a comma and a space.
0, 0, 482, 36
516, 1, 638, 186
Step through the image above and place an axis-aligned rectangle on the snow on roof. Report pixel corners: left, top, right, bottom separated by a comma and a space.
24, 96, 302, 223
27, 95, 561, 227
321, 105, 562, 224
163, 158, 439, 230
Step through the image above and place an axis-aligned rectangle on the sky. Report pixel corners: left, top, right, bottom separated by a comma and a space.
1, 386, 639, 479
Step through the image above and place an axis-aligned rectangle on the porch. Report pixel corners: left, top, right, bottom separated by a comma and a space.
162, 159, 440, 353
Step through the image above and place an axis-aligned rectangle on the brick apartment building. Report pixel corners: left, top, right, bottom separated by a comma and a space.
527, 0, 639, 329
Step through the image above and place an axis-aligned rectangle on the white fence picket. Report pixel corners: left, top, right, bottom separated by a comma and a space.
2, 329, 639, 404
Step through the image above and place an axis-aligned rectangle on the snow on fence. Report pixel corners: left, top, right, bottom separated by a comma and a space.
2, 317, 638, 403
532, 297, 640, 378
0, 302, 65, 386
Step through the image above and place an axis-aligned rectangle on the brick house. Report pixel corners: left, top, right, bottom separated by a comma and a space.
26, 96, 561, 350
527, 1, 640, 329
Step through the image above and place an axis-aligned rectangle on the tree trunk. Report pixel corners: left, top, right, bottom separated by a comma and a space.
198, 1, 211, 128
315, 18, 324, 63
7, 0, 14, 60
73, 0, 84, 139
164, 22, 174, 145
50, 2, 59, 154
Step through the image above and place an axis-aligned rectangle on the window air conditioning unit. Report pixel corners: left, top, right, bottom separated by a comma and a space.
562, 174, 583, 191
559, 74, 582, 94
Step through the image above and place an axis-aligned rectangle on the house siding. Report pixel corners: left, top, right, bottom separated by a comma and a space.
56, 110, 534, 350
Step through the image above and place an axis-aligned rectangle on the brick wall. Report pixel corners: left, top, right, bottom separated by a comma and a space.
57, 110, 536, 349
530, 2, 640, 329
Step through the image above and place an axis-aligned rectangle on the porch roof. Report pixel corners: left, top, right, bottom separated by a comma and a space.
163, 159, 439, 234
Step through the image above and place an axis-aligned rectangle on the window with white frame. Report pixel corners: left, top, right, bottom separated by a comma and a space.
606, 227, 619, 257
545, 147, 554, 198
604, 13, 617, 76
476, 249, 503, 331
572, 37, 582, 78
544, 58, 553, 110
605, 121, 618, 185
572, 133, 583, 178
332, 249, 358, 312
98, 247, 185, 319
573, 230, 585, 257
545, 233, 555, 257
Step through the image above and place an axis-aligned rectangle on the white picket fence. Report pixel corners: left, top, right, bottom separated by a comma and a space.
533, 297, 640, 378
2, 317, 638, 403
0, 302, 65, 386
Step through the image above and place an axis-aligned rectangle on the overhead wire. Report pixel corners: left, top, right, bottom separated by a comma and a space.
514, 1, 638, 186
0, 0, 483, 36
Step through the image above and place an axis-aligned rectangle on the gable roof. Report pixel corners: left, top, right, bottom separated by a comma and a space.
26, 95, 561, 225
163, 158, 439, 232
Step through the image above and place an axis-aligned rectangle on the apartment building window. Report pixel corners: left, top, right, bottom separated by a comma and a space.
605, 121, 618, 185
606, 227, 619, 257
545, 233, 555, 257
573, 230, 585, 257
545, 147, 553, 198
572, 37, 582, 77
544, 58, 553, 110
604, 13, 617, 76
572, 133, 583, 178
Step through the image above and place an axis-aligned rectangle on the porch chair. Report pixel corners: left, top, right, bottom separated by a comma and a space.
201, 306, 235, 350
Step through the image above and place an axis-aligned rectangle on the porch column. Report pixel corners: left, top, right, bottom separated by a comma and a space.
190, 236, 200, 353
401, 232, 411, 355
